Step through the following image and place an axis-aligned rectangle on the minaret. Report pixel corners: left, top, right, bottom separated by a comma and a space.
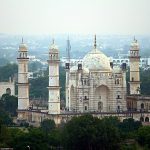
47, 39, 60, 114
129, 38, 141, 95
65, 37, 71, 110
17, 38, 29, 110
94, 34, 97, 49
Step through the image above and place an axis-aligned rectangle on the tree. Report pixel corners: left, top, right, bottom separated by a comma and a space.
137, 126, 150, 149
29, 76, 48, 100
59, 66, 66, 100
1, 94, 18, 116
0, 98, 12, 125
11, 128, 49, 150
140, 68, 150, 95
29, 61, 43, 72
119, 118, 142, 133
0, 63, 17, 81
0, 124, 11, 148
40, 119, 56, 134
29, 66, 66, 101
0, 58, 9, 67
62, 115, 121, 150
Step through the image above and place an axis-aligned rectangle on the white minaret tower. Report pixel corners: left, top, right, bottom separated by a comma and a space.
129, 38, 141, 95
17, 38, 29, 110
48, 39, 60, 114
65, 37, 71, 110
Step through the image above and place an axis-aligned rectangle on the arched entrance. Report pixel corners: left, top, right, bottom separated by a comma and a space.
84, 103, 88, 111
145, 117, 149, 122
6, 88, 11, 95
117, 106, 120, 112
140, 117, 144, 122
95, 85, 109, 112
141, 103, 144, 109
98, 101, 103, 112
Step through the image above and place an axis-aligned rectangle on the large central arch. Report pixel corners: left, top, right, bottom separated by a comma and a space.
95, 85, 109, 112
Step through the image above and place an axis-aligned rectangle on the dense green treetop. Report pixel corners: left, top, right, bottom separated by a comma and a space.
1, 94, 18, 117
62, 115, 121, 150
0, 63, 17, 81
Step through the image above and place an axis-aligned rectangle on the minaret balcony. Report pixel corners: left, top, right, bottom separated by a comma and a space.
129, 56, 140, 59
47, 60, 60, 63
17, 57, 29, 60
128, 81, 141, 83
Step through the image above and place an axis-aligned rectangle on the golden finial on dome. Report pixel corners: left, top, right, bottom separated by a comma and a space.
94, 34, 97, 49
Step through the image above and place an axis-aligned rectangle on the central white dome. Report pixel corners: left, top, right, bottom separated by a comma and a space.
83, 48, 111, 71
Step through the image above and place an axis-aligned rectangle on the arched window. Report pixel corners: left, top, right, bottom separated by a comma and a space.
85, 106, 87, 111
141, 103, 144, 109
140, 117, 144, 122
84, 80, 86, 85
132, 77, 134, 81
6, 88, 11, 95
145, 117, 149, 122
117, 95, 120, 99
117, 106, 120, 112
117, 79, 119, 84
98, 102, 103, 111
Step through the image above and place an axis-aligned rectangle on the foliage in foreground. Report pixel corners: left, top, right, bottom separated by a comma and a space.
62, 115, 121, 150
0, 114, 149, 150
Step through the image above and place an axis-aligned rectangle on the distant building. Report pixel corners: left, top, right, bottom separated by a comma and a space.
0, 78, 15, 97
113, 57, 150, 68
61, 56, 150, 69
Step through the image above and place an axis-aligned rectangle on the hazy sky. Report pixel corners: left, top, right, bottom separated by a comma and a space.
0, 0, 150, 35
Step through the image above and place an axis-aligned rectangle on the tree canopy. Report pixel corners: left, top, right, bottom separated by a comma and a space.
62, 115, 121, 150
0, 63, 17, 81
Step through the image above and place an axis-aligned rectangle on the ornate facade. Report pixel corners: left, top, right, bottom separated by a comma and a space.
65, 36, 127, 112
16, 36, 150, 125
0, 78, 15, 97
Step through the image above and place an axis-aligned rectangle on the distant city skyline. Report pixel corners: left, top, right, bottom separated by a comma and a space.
0, 0, 150, 35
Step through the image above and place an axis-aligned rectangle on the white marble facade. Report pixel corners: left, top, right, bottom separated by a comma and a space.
17, 39, 29, 110
48, 40, 60, 114
65, 36, 127, 112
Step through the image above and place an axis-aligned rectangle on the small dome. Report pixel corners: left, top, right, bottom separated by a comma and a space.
113, 66, 122, 73
83, 67, 89, 74
50, 43, 58, 50
49, 39, 59, 52
83, 48, 111, 71
19, 43, 28, 51
70, 66, 78, 73
130, 39, 139, 50
70, 66, 89, 74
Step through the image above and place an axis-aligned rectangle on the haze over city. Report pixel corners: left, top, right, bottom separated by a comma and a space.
1, 0, 150, 150
0, 0, 150, 35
